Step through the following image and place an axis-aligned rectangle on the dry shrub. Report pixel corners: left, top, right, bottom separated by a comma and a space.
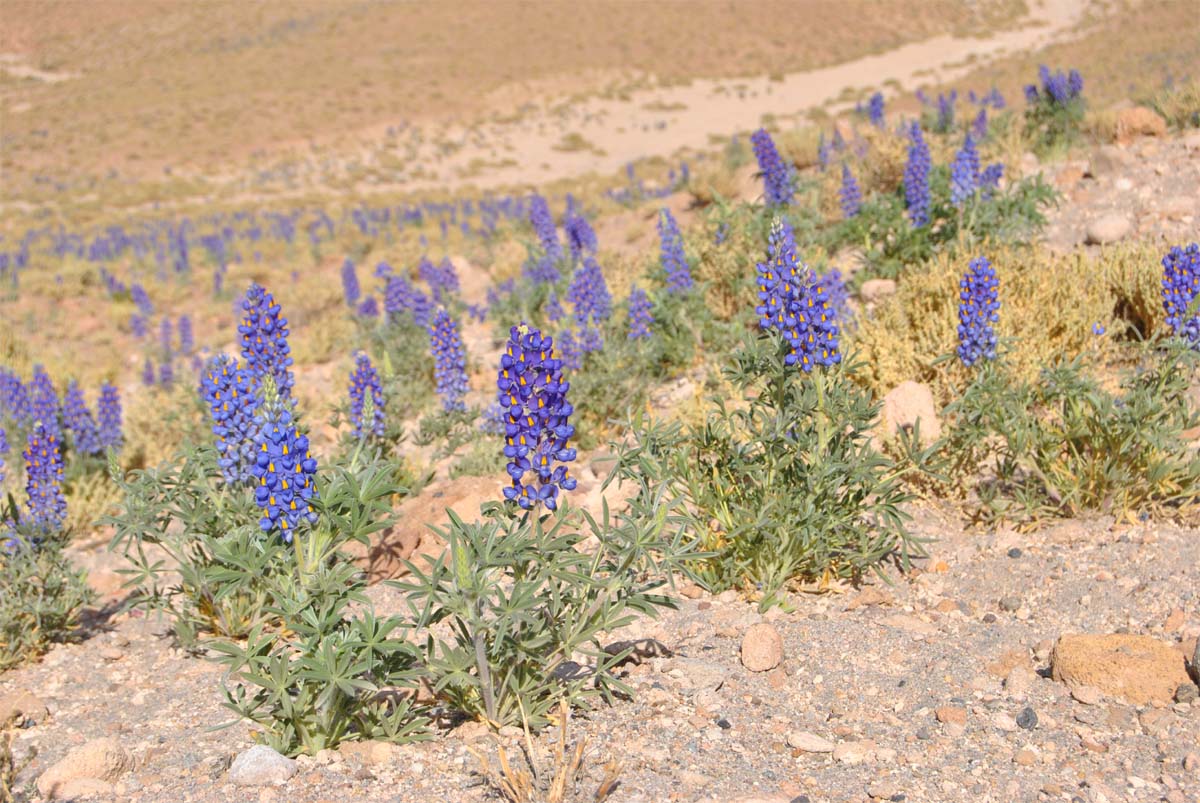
1150, 79, 1200, 130
850, 242, 1164, 404
775, 126, 823, 171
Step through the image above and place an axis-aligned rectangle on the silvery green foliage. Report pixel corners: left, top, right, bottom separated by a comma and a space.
107, 443, 289, 647
396, 466, 699, 731
0, 533, 94, 670
942, 339, 1200, 524
624, 334, 923, 610
210, 457, 430, 756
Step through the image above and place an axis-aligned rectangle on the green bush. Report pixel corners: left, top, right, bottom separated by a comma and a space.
942, 340, 1200, 525
624, 335, 925, 609
396, 481, 698, 731
211, 457, 429, 756
0, 534, 94, 671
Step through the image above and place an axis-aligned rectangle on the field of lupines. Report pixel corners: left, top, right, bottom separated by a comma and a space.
2, 53, 1200, 800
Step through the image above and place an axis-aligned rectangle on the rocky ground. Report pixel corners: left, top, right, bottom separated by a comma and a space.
4, 130, 1200, 803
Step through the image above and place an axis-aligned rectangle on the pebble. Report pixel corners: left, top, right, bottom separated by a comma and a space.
740, 623, 783, 673
1013, 749, 1037, 767
1184, 752, 1199, 772
1071, 685, 1103, 706
1174, 683, 1198, 704
787, 732, 835, 753
935, 706, 967, 726
832, 740, 875, 765
1006, 548, 1022, 558
228, 745, 298, 787
1016, 707, 1038, 730
1004, 666, 1034, 698
998, 596, 1021, 612
866, 779, 901, 800
992, 713, 1018, 732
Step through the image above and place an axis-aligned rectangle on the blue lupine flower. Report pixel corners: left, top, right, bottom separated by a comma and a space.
831, 128, 846, 153
178, 315, 194, 355
1161, 243, 1200, 347
972, 108, 989, 140
546, 290, 564, 323
239, 283, 294, 399
131, 314, 147, 339
658, 208, 693, 293
496, 324, 578, 511
580, 325, 603, 354
557, 328, 583, 371
23, 424, 66, 534
357, 296, 379, 318
348, 352, 386, 438
159, 360, 174, 387
97, 382, 122, 451
429, 309, 469, 412
755, 219, 841, 371
342, 259, 361, 308
529, 194, 563, 263
419, 256, 460, 301
815, 269, 851, 327
0, 427, 6, 486
979, 163, 1004, 199
839, 163, 862, 219
201, 355, 261, 484
141, 357, 155, 387
956, 256, 1000, 366
868, 92, 885, 127
903, 123, 932, 228
950, 134, 981, 207
935, 90, 957, 132
627, 286, 653, 340
524, 253, 560, 285
564, 209, 598, 262
63, 381, 102, 456
30, 366, 59, 437
131, 283, 153, 316
567, 256, 612, 329
479, 401, 507, 436
251, 406, 319, 541
1027, 65, 1084, 107
160, 317, 173, 359
0, 369, 30, 427
817, 133, 832, 171
1092, 322, 1106, 336
751, 128, 793, 205
384, 274, 433, 327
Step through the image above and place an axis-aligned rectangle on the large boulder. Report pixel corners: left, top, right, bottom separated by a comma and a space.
1050, 633, 1191, 705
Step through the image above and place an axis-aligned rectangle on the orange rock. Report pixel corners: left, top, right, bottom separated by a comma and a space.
1115, 106, 1167, 145
1050, 633, 1191, 705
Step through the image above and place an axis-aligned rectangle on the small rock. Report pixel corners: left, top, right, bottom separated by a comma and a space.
1086, 144, 1133, 176
100, 647, 123, 662
866, 779, 900, 800
337, 740, 394, 766
1071, 685, 1103, 705
1115, 106, 1167, 144
228, 745, 298, 787
1006, 548, 1022, 559
787, 731, 835, 753
935, 706, 967, 726
999, 596, 1021, 613
860, 279, 897, 303
880, 381, 942, 446
1175, 683, 1198, 704
38, 738, 131, 800
1080, 736, 1108, 753
1051, 633, 1192, 705
832, 739, 875, 765
1085, 214, 1132, 245
1004, 666, 1035, 698
740, 623, 783, 673
992, 713, 1018, 732
1016, 707, 1038, 730
1184, 752, 1199, 772
1014, 749, 1037, 767
0, 690, 49, 726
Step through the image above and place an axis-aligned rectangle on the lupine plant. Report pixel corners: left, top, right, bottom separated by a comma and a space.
1024, 65, 1086, 153
750, 128, 793, 206
348, 353, 386, 440
956, 256, 1000, 366
201, 355, 261, 485
22, 424, 67, 536
342, 258, 361, 308
250, 385, 319, 541
626, 220, 918, 608
428, 308, 469, 412
658, 208, 693, 293
903, 122, 932, 228
1162, 242, 1199, 348
627, 286, 653, 340
62, 381, 102, 457
839, 163, 862, 219
97, 382, 123, 452
239, 283, 295, 400
564, 208, 598, 263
